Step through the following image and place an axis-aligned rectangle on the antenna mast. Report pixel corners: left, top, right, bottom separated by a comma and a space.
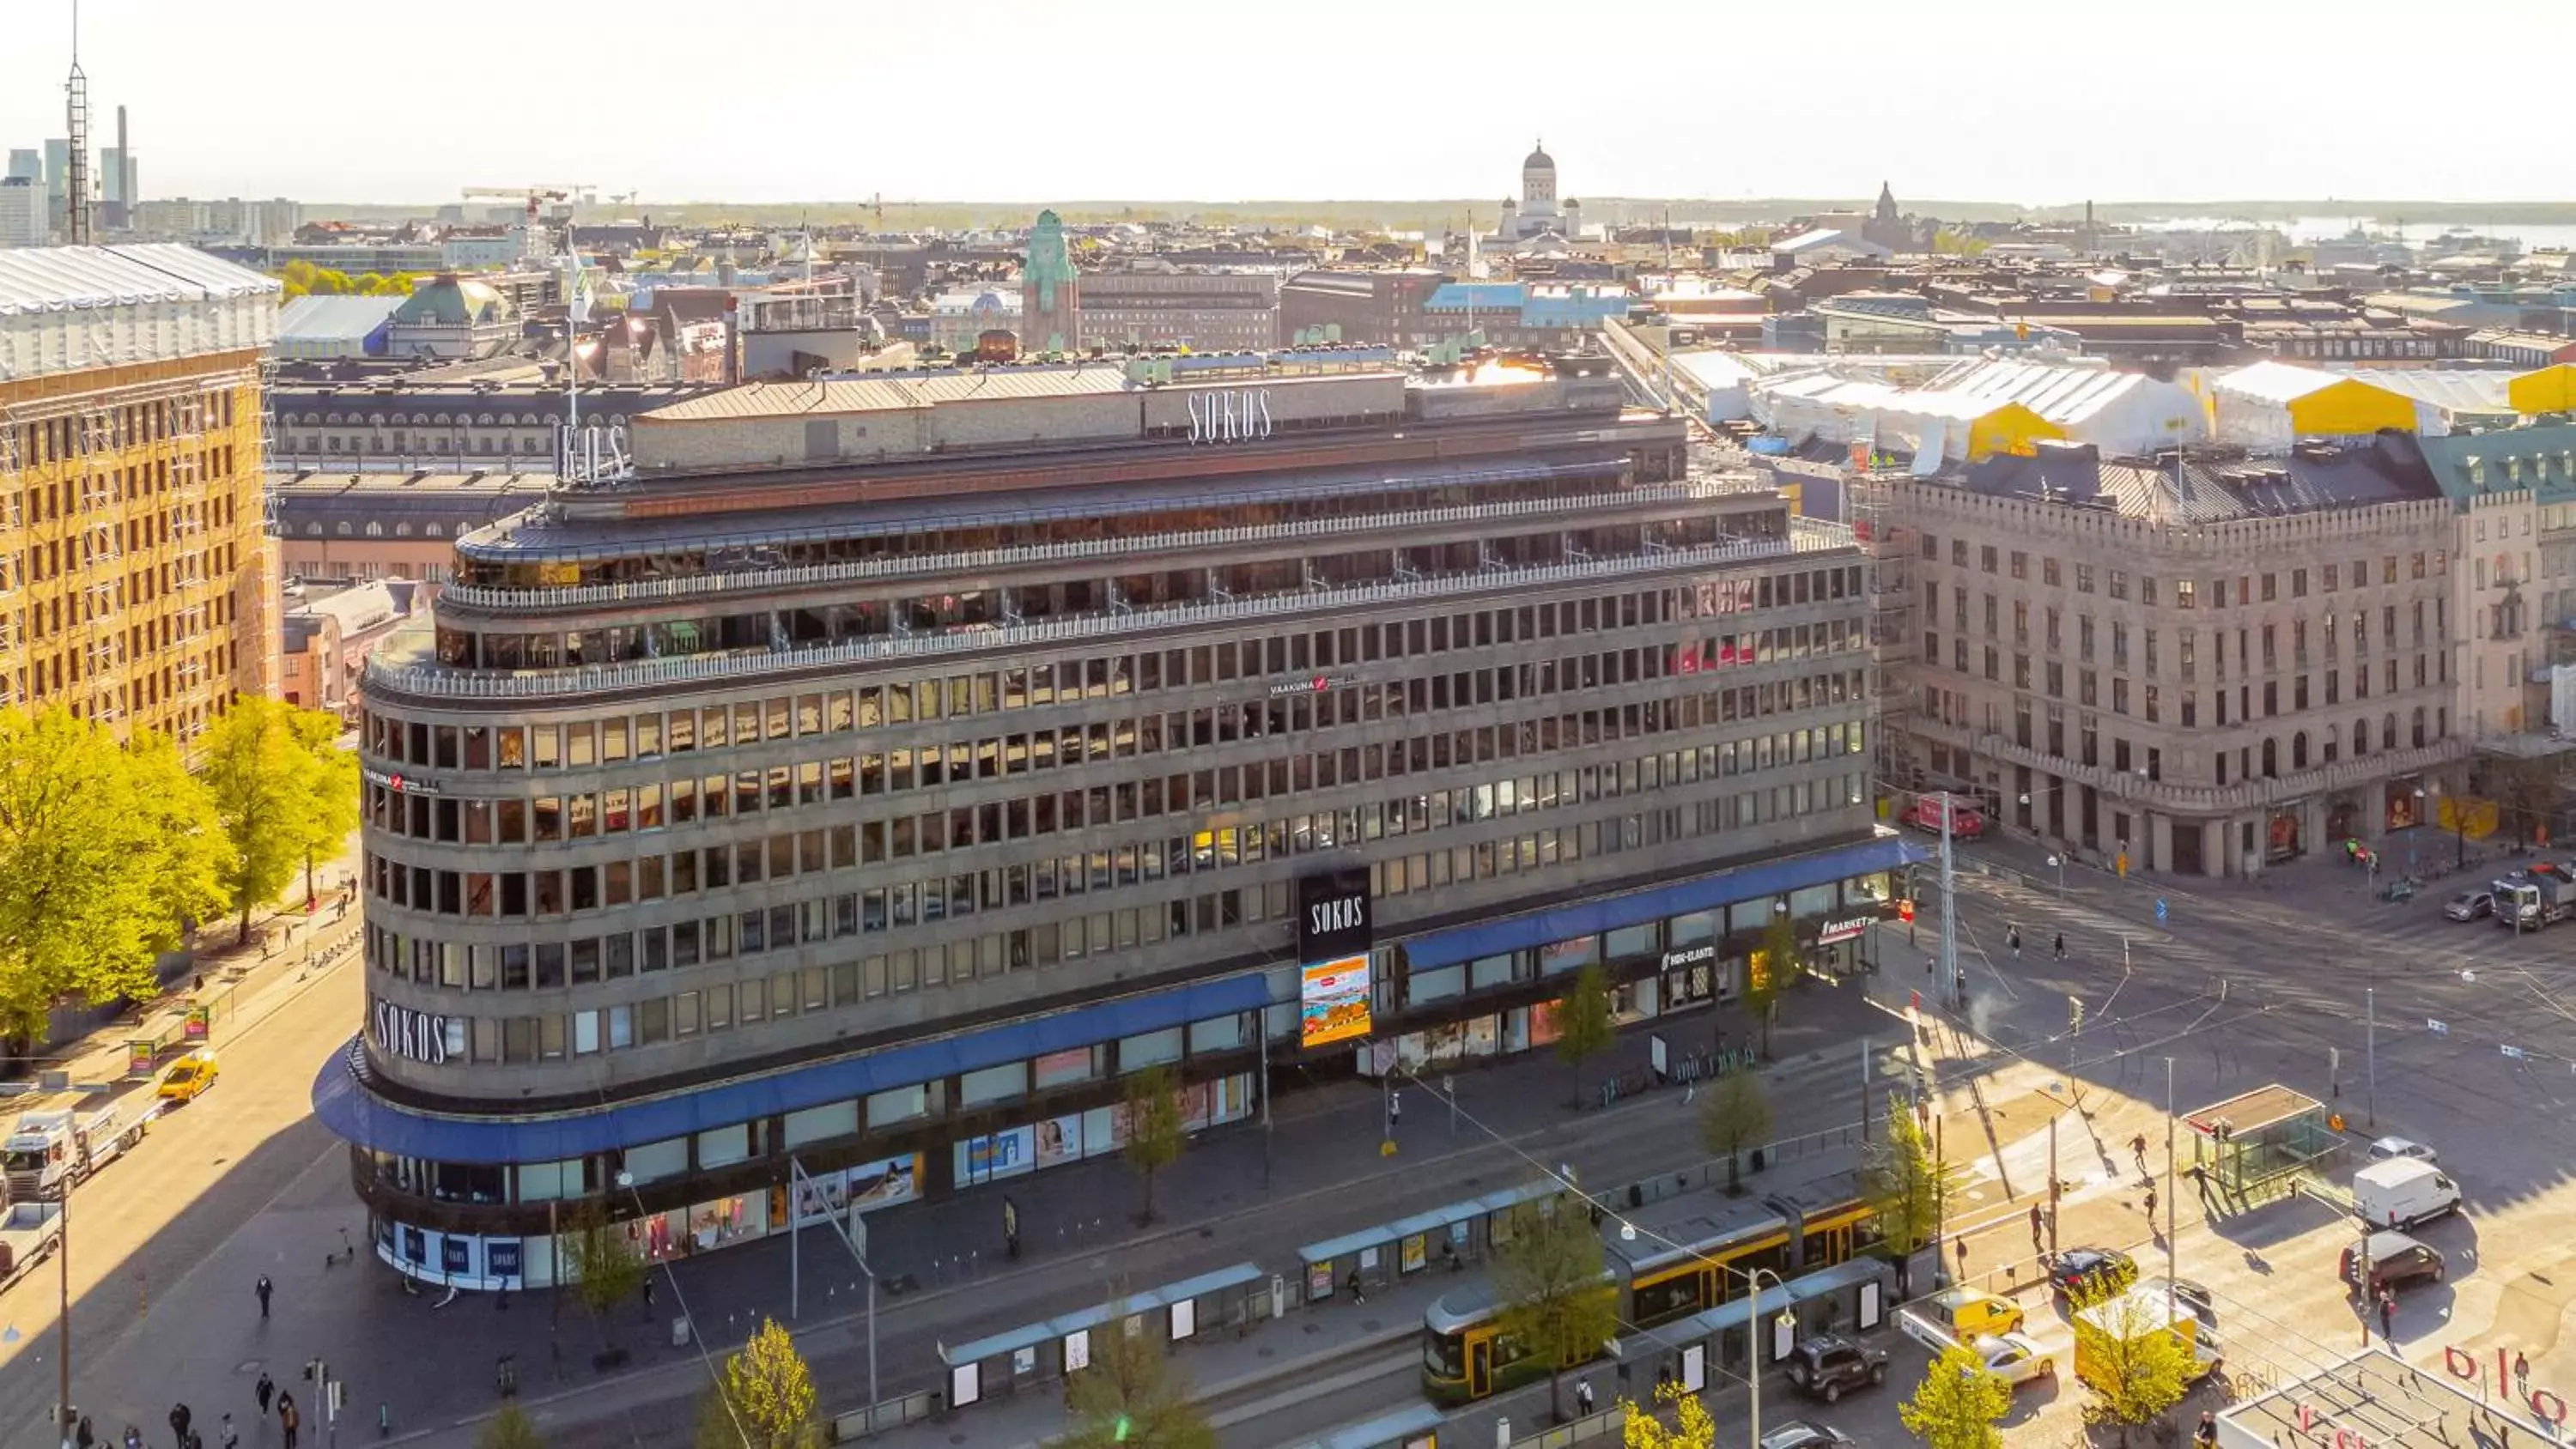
65, 0, 91, 246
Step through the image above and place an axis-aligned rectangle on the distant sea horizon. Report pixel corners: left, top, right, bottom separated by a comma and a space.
2146, 215, 2576, 252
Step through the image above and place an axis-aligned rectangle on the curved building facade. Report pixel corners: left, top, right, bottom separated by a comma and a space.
316, 348, 1907, 1288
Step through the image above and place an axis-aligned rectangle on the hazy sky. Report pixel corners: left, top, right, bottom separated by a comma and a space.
3, 0, 2561, 208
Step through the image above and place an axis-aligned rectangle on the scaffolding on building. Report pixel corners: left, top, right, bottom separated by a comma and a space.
1851, 471, 1922, 803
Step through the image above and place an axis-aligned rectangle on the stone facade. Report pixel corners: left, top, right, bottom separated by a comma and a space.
1892, 478, 2465, 876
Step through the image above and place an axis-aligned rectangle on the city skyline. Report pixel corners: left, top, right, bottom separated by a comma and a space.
4, 0, 2567, 210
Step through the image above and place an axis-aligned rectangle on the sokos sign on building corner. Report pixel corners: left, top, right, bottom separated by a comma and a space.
1187, 389, 1273, 445
373, 999, 453, 1065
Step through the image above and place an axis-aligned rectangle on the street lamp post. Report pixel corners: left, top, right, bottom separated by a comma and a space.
2044, 853, 2064, 899
1743, 1266, 1795, 1449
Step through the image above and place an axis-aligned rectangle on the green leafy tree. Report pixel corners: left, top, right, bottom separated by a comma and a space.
2487, 753, 2564, 848
1698, 1065, 1772, 1193
1122, 1064, 1185, 1226
1552, 963, 1616, 1108
1862, 1090, 1958, 1297
0, 709, 226, 1046
1056, 1309, 1217, 1449
2070, 1285, 2196, 1446
1493, 1193, 1618, 1424
1743, 909, 1805, 1052
284, 706, 358, 904
1901, 1343, 2012, 1449
477, 1404, 547, 1449
1619, 1379, 1716, 1447
696, 1319, 819, 1449
201, 699, 346, 943
562, 1198, 647, 1346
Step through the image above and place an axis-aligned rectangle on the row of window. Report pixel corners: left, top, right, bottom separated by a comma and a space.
367, 780, 1870, 1045
1937, 632, 2443, 721
366, 649, 1867, 847
376, 587, 1862, 773
1927, 537, 2445, 602
10, 391, 236, 465
367, 720, 1870, 934
428, 557, 1854, 674
1954, 688, 2448, 784
1933, 591, 2448, 668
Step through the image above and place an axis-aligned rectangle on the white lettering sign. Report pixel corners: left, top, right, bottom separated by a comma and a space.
1188, 389, 1274, 445
1662, 944, 1717, 970
1309, 898, 1365, 936
373, 999, 452, 1065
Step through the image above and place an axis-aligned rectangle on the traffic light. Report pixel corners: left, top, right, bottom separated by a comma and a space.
2067, 995, 2085, 1037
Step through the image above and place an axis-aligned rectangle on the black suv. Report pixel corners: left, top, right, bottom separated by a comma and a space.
1783, 1333, 1889, 1404
2342, 1231, 2445, 1296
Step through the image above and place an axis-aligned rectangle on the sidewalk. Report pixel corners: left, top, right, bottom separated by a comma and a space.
339, 983, 1897, 1449
16, 837, 365, 1088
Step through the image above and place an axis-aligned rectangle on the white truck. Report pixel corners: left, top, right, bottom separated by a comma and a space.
0, 1200, 64, 1288
3, 1095, 150, 1201
2353, 1157, 2464, 1231
2494, 864, 2576, 931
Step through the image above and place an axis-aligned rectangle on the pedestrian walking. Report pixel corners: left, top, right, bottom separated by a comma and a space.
643, 1271, 658, 1309
255, 1274, 272, 1319
2130, 1133, 2149, 1173
169, 1403, 191, 1449
2028, 1203, 2045, 1251
2379, 1289, 2397, 1342
76, 1414, 95, 1449
123, 1425, 143, 1449
2008, 926, 2021, 959
2196, 1411, 2219, 1447
277, 1395, 299, 1449
1389, 1089, 1401, 1126
218, 1416, 237, 1449
254, 1373, 274, 1418
1576, 1376, 1596, 1414
2143, 1185, 2158, 1221
1346, 1268, 1367, 1305
1954, 967, 1968, 1002
2053, 931, 2066, 961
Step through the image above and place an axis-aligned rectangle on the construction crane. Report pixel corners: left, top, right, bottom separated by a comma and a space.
462, 185, 569, 226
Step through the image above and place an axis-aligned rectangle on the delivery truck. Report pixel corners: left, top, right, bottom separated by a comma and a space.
2073, 1284, 2221, 1394
2351, 1158, 2463, 1231
2495, 863, 2576, 931
3, 1094, 150, 1201
0, 1200, 64, 1288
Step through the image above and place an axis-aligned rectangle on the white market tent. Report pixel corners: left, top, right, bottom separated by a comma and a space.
1923, 357, 2208, 455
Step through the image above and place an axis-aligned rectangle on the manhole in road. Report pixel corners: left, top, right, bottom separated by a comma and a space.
235, 1360, 263, 1374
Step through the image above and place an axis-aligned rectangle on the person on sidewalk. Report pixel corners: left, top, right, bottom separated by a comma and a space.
254, 1374, 273, 1418
75, 1414, 94, 1449
2379, 1288, 2397, 1342
1576, 1376, 1595, 1414
255, 1275, 272, 1319
2028, 1203, 2045, 1252
277, 1395, 299, 1449
2008, 926, 2021, 960
217, 1417, 237, 1449
168, 1403, 191, 1449
2131, 1133, 2149, 1173
2053, 931, 2066, 961
123, 1426, 142, 1449
1389, 1089, 1401, 1126
1346, 1269, 1367, 1305
2143, 1185, 2158, 1222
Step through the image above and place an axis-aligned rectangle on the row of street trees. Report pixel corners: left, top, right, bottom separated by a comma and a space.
0, 700, 355, 1050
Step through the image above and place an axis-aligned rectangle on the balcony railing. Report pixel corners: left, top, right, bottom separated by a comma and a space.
1911, 716, 2468, 815
368, 530, 1842, 701
437, 481, 1749, 616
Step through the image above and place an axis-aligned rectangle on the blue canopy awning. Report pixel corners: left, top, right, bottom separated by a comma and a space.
313, 970, 1273, 1165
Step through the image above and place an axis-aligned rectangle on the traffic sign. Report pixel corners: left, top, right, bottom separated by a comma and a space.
2154, 897, 2169, 924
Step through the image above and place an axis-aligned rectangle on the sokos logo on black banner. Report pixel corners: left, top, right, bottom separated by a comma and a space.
1296, 868, 1373, 964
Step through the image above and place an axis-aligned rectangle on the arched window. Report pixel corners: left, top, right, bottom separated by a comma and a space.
335, 521, 354, 537
425, 522, 445, 537
306, 522, 324, 537
365, 521, 384, 537
394, 522, 414, 537
2292, 731, 2309, 770
2354, 718, 2370, 756
2383, 712, 2398, 751
2411, 706, 2427, 749
2261, 737, 2278, 779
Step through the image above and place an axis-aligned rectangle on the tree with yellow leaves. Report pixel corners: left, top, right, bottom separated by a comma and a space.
1619, 1379, 1716, 1447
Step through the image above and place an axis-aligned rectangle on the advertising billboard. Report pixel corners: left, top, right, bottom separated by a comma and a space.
1300, 955, 1372, 1047
1296, 868, 1373, 964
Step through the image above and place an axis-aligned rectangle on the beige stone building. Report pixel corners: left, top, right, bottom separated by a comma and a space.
1873, 435, 2467, 876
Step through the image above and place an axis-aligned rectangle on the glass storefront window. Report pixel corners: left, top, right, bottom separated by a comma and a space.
1540, 936, 1598, 975
1119, 1027, 1182, 1071
1669, 910, 1716, 946
1468, 953, 1516, 991
696, 1125, 750, 1169
624, 1138, 687, 1184
1408, 964, 1466, 1005
1187, 1015, 1246, 1054
1606, 923, 1659, 961
960, 1062, 1028, 1107
1790, 884, 1837, 919
866, 1085, 928, 1128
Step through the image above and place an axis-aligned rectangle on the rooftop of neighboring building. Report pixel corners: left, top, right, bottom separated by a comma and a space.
1939, 430, 2445, 524
0, 241, 279, 313
2417, 421, 2576, 506
276, 294, 402, 345
391, 275, 514, 328
2218, 1347, 2518, 1449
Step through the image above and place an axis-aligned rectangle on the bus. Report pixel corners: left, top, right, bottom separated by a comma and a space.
1421, 1178, 1876, 1404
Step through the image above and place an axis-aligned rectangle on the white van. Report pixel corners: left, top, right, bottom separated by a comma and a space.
2353, 1157, 2463, 1230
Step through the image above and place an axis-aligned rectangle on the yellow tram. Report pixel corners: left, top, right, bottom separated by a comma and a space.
1422, 1172, 1877, 1404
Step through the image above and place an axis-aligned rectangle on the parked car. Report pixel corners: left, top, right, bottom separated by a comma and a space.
1759, 1422, 1856, 1449
2340, 1230, 2445, 1296
2136, 1276, 2219, 1336
2050, 1246, 2138, 1300
1783, 1334, 1889, 1404
2366, 1137, 2438, 1166
2445, 890, 2495, 922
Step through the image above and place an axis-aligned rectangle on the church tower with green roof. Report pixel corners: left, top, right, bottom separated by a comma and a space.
1021, 209, 1080, 353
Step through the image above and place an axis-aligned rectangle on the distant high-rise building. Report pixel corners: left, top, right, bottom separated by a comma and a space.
0, 178, 43, 248
42, 139, 72, 200
4, 150, 39, 184
101, 105, 135, 230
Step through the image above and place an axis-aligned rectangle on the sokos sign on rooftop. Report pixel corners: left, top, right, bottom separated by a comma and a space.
1187, 389, 1273, 445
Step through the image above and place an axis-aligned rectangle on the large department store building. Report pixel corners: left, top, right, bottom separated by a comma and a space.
315, 347, 1915, 1288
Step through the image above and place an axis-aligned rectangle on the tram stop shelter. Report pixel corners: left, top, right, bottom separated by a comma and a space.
2182, 1083, 2342, 1200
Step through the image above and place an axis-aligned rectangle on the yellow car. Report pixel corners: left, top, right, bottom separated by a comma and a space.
158, 1052, 220, 1103
1926, 1287, 2025, 1338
